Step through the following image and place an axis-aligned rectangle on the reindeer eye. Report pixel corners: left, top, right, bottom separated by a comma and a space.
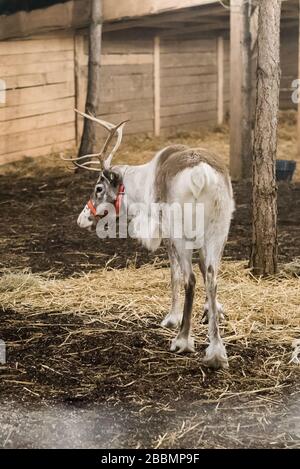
96, 185, 103, 194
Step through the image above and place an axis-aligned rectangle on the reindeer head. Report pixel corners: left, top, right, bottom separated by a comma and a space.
63, 110, 127, 231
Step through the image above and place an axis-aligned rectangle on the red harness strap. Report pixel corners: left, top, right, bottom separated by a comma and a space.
87, 184, 125, 218
114, 183, 125, 216
87, 199, 98, 217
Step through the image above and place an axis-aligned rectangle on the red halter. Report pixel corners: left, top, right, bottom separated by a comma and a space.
114, 183, 125, 216
87, 184, 125, 218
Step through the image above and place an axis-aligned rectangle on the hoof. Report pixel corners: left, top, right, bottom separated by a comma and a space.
170, 335, 195, 353
161, 313, 181, 329
203, 343, 228, 370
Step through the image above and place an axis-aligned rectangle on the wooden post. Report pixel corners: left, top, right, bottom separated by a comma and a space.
77, 0, 102, 159
250, 0, 281, 276
154, 35, 161, 137
74, 33, 86, 146
230, 0, 252, 180
298, 0, 300, 155
217, 36, 224, 126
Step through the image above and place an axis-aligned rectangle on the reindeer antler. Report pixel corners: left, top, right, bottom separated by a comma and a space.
61, 110, 128, 172
69, 110, 128, 172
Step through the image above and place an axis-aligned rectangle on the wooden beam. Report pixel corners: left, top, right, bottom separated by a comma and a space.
298, 0, 300, 155
161, 23, 227, 37
154, 36, 161, 137
104, 9, 228, 32
103, 0, 219, 22
0, 1, 222, 39
74, 34, 86, 145
217, 36, 224, 125
0, 0, 91, 40
230, 0, 253, 180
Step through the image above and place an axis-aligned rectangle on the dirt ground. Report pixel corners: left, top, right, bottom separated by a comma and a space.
0, 118, 299, 449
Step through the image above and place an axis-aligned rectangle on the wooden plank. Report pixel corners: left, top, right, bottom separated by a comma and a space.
161, 100, 216, 117
161, 74, 216, 87
154, 36, 161, 137
101, 64, 153, 77
0, 110, 75, 136
93, 119, 155, 136
1, 60, 74, 78
123, 120, 154, 135
5, 82, 75, 107
95, 98, 154, 115
161, 38, 217, 54
161, 82, 216, 98
0, 36, 74, 56
99, 80, 153, 103
0, 141, 75, 165
161, 52, 216, 68
161, 65, 216, 77
102, 35, 154, 54
0, 97, 75, 122
161, 87, 217, 106
161, 109, 217, 128
74, 53, 154, 68
98, 109, 153, 124
161, 119, 216, 135
0, 123, 75, 155
0, 49, 74, 66
102, 54, 153, 65
4, 70, 74, 91
217, 36, 224, 125
103, 0, 219, 22
0, 0, 90, 40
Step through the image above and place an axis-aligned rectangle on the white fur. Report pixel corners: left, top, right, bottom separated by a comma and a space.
77, 204, 93, 229
203, 341, 229, 370
170, 334, 195, 353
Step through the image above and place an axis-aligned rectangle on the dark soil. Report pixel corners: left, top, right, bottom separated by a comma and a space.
0, 169, 299, 277
1, 305, 300, 448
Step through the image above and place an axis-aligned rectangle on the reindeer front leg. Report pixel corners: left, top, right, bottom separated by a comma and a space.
161, 241, 182, 329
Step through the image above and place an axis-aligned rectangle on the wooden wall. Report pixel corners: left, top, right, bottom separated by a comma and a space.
75, 31, 154, 140
75, 32, 222, 140
160, 36, 218, 133
1, 26, 297, 165
223, 31, 299, 115
0, 32, 76, 164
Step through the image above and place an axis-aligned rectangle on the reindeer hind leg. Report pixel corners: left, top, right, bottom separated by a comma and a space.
202, 238, 228, 369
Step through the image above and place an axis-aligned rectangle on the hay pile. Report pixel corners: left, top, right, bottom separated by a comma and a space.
1, 260, 299, 348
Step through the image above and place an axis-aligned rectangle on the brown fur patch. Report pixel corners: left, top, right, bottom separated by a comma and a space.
155, 146, 229, 202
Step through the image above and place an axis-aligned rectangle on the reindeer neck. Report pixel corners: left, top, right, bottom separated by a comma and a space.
115, 162, 154, 205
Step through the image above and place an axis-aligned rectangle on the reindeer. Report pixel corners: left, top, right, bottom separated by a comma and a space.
66, 110, 235, 370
